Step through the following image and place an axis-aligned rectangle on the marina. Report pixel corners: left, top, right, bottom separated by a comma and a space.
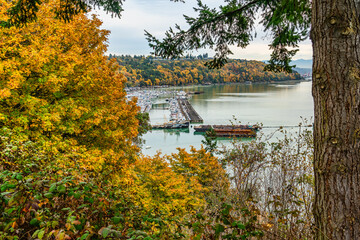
125, 81, 314, 155
126, 88, 204, 127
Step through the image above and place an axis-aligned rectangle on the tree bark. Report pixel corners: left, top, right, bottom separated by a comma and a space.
311, 0, 360, 239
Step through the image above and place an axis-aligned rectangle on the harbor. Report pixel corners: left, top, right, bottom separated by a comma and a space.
126, 88, 260, 138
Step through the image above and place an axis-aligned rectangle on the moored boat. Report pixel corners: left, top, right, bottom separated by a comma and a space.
152, 121, 190, 129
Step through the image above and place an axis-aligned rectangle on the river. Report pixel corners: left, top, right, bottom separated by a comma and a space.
141, 80, 313, 155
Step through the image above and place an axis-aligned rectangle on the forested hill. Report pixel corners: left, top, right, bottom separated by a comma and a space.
110, 55, 303, 87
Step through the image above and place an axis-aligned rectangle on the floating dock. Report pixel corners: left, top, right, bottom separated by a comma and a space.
178, 99, 203, 123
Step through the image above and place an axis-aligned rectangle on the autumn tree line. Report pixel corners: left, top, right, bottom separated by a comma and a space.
0, 0, 315, 239
111, 55, 302, 87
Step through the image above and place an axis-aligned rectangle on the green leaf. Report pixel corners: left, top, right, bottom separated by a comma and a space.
15, 174, 23, 180
101, 228, 111, 238
1, 183, 16, 191
57, 185, 66, 193
80, 232, 89, 240
5, 207, 16, 214
193, 233, 202, 240
44, 193, 54, 198
30, 218, 40, 226
236, 222, 245, 230
51, 221, 59, 228
77, 204, 88, 209
38, 230, 45, 239
32, 230, 40, 238
74, 192, 81, 199
221, 203, 232, 216
49, 184, 56, 192
215, 224, 225, 235
111, 216, 123, 224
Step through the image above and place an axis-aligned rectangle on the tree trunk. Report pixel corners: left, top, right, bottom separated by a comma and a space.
311, 0, 360, 239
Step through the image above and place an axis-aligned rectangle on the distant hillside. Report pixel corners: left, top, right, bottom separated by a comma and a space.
111, 55, 303, 87
291, 59, 313, 68
263, 59, 313, 70
294, 67, 312, 75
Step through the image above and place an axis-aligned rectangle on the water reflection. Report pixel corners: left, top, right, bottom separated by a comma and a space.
142, 81, 313, 155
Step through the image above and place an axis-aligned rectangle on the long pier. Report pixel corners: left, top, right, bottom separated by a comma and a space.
178, 99, 203, 123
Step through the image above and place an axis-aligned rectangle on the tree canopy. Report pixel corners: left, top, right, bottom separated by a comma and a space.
1, 0, 125, 27
0, 0, 140, 174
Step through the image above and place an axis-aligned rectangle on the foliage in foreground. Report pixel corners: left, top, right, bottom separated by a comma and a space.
0, 125, 314, 239
0, 128, 228, 239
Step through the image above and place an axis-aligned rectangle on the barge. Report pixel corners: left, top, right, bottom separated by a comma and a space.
194, 124, 259, 138
194, 124, 260, 132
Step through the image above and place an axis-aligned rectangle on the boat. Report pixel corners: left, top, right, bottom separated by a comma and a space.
213, 128, 256, 138
193, 124, 260, 133
152, 120, 190, 129
193, 124, 258, 138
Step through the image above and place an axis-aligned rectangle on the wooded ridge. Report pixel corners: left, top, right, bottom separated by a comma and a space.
110, 55, 302, 87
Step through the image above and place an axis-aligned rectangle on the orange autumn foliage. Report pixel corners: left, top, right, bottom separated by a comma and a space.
168, 147, 229, 193
134, 154, 205, 217
0, 0, 140, 173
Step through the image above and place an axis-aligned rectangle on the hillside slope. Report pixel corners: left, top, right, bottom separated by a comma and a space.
111, 55, 303, 87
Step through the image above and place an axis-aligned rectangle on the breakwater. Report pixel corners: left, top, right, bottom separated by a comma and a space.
178, 99, 203, 123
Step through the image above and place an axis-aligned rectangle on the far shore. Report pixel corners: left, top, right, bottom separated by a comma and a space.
125, 77, 312, 92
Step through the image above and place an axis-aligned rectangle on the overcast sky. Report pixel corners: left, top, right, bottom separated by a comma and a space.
91, 0, 312, 61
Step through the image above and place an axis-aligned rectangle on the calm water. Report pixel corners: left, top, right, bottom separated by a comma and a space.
142, 80, 313, 155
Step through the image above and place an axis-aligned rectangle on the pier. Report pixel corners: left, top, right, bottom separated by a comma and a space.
178, 99, 203, 123
126, 89, 204, 124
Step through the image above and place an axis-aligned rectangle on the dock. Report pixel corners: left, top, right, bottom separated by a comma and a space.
178, 99, 203, 123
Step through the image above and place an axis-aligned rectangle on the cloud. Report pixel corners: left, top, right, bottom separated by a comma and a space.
229, 41, 312, 61
91, 0, 313, 60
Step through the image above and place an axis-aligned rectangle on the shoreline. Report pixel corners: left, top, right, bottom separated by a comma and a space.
125, 77, 311, 92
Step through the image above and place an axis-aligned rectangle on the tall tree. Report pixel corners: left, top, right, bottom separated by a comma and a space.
0, 0, 140, 174
145, 0, 360, 239
312, 1, 360, 239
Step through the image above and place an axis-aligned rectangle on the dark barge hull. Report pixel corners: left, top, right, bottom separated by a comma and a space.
194, 125, 257, 138
214, 129, 256, 138
194, 124, 260, 132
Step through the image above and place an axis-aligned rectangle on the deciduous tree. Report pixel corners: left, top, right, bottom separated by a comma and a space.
0, 0, 140, 174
